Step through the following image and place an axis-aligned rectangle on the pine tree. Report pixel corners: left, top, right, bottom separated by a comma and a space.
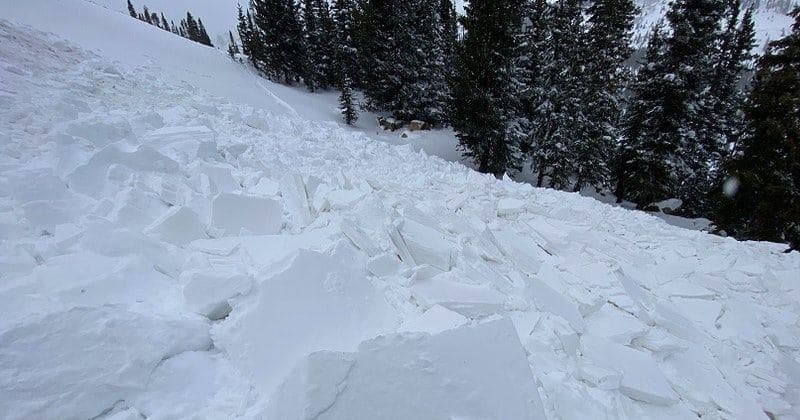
197, 18, 213, 46
356, 0, 451, 125
449, 0, 526, 176
438, 0, 458, 73
237, 4, 253, 57
185, 12, 200, 41
160, 13, 170, 31
303, 0, 337, 90
616, 0, 737, 210
252, 0, 307, 84
523, 0, 587, 189
713, 8, 800, 251
143, 6, 152, 23
574, 0, 637, 192
332, 0, 359, 87
127, 0, 137, 18
228, 31, 241, 58
339, 75, 359, 125
151, 12, 160, 28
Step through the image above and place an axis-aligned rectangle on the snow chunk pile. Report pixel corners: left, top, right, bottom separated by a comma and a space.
1, 18, 799, 420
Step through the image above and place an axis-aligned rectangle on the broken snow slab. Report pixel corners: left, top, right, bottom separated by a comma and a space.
210, 192, 283, 236
263, 319, 546, 420
497, 197, 527, 217
398, 304, 469, 334
212, 246, 396, 397
656, 281, 717, 300
390, 217, 455, 271
182, 270, 253, 320
145, 206, 207, 246
411, 271, 506, 318
0, 306, 211, 420
584, 303, 650, 345
580, 335, 679, 406
525, 276, 586, 332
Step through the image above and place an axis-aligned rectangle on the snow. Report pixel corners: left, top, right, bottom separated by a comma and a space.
264, 319, 547, 420
1, 3, 800, 419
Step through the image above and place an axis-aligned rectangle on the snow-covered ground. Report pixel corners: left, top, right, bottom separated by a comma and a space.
2, 1, 800, 419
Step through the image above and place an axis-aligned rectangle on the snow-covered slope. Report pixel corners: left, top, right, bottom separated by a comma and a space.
2, 1, 800, 419
632, 0, 799, 47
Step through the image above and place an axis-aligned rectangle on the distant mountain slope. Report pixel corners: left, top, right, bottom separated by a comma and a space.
96, 0, 797, 52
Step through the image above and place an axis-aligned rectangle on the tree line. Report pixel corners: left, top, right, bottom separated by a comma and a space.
225, 0, 797, 250
127, 0, 213, 47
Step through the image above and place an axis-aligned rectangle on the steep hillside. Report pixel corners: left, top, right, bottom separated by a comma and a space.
1, 1, 799, 419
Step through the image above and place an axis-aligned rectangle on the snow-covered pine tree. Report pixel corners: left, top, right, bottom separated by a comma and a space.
394, 0, 451, 125
356, 0, 450, 125
438, 0, 458, 74
713, 7, 800, 251
303, 0, 337, 90
332, 0, 359, 87
237, 4, 252, 57
160, 13, 170, 32
197, 19, 213, 46
339, 75, 359, 125
449, 0, 526, 176
524, 0, 586, 189
354, 0, 403, 111
127, 0, 137, 18
617, 0, 731, 210
228, 31, 241, 58
574, 0, 637, 192
151, 12, 160, 28
252, 0, 307, 84
143, 6, 152, 23
185, 12, 200, 42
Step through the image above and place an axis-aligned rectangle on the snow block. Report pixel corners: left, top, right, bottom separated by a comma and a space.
213, 247, 396, 397
68, 144, 181, 196
398, 304, 469, 334
0, 306, 210, 420
498, 197, 526, 217
393, 218, 454, 270
525, 277, 586, 332
182, 271, 253, 320
280, 173, 314, 227
145, 206, 207, 246
580, 335, 679, 405
264, 319, 546, 420
210, 193, 284, 236
411, 271, 506, 317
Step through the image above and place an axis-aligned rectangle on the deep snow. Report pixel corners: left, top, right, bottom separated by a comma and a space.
1, 1, 800, 419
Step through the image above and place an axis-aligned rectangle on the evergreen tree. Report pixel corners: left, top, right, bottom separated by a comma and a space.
237, 4, 253, 57
127, 0, 137, 18
228, 31, 241, 58
574, 0, 637, 192
151, 12, 160, 27
438, 0, 458, 73
185, 12, 200, 41
713, 8, 800, 251
523, 0, 587, 189
252, 0, 307, 83
303, 0, 337, 90
617, 0, 742, 210
197, 18, 213, 46
332, 0, 359, 86
339, 75, 359, 125
449, 0, 526, 176
160, 13, 170, 31
143, 5, 152, 23
356, 0, 451, 125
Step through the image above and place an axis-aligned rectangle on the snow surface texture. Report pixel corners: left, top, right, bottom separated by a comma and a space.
2, 3, 800, 419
